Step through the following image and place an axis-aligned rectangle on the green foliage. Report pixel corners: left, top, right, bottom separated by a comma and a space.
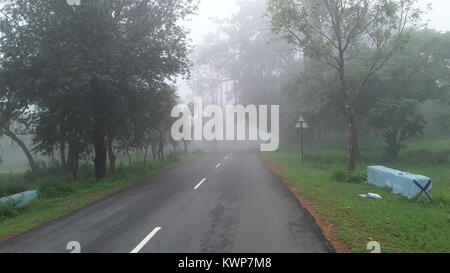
0, 0, 197, 180
369, 98, 425, 158
267, 0, 425, 172
38, 177, 76, 199
0, 173, 28, 197
0, 202, 19, 220
22, 161, 57, 184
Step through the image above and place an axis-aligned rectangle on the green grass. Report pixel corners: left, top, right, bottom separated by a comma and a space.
0, 153, 201, 241
263, 139, 450, 253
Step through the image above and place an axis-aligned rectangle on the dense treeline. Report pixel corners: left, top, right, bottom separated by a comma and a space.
191, 0, 449, 172
0, 0, 196, 180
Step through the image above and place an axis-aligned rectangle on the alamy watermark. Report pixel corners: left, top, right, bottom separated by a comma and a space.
66, 0, 81, 5
171, 97, 280, 152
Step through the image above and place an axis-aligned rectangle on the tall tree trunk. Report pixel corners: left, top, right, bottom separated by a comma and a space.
385, 131, 401, 159
92, 76, 107, 180
144, 145, 148, 164
153, 144, 157, 160
158, 139, 165, 161
353, 122, 360, 159
345, 104, 357, 172
67, 141, 79, 181
60, 140, 67, 172
126, 148, 132, 166
171, 142, 177, 153
338, 54, 358, 173
183, 140, 188, 155
94, 136, 107, 180
107, 141, 116, 173
2, 127, 37, 175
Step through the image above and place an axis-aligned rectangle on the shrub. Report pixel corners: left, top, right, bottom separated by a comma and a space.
22, 161, 62, 184
0, 201, 19, 219
38, 177, 75, 199
0, 185, 27, 197
0, 173, 28, 197
332, 169, 366, 184
23, 169, 38, 184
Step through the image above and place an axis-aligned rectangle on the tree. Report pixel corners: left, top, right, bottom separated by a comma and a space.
0, 0, 196, 180
192, 0, 292, 107
267, 0, 424, 171
369, 98, 425, 158
371, 30, 448, 101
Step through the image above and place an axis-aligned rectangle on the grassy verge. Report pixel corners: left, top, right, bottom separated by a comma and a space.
262, 139, 450, 253
0, 153, 201, 241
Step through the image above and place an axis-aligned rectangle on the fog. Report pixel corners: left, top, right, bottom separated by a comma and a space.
1, 0, 449, 172
177, 0, 450, 101
0, 0, 448, 254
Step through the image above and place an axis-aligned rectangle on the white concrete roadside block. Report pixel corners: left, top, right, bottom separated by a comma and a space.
0, 190, 39, 208
367, 166, 432, 199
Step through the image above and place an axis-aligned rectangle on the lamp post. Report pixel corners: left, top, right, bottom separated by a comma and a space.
296, 117, 308, 167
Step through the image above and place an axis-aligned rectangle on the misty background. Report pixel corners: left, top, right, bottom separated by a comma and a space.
1, 0, 449, 171
176, 0, 450, 101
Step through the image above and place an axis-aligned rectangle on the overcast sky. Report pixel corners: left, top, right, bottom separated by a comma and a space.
177, 0, 450, 101
185, 0, 450, 44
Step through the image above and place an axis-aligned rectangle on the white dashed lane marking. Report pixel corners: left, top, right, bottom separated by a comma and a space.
194, 178, 207, 190
131, 227, 162, 253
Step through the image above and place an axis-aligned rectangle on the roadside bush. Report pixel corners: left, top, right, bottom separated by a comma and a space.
332, 169, 366, 184
22, 161, 64, 184
23, 169, 38, 184
38, 177, 75, 199
0, 173, 28, 197
0, 202, 19, 219
0, 185, 27, 198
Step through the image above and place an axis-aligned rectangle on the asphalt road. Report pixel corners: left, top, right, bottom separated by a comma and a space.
0, 150, 332, 253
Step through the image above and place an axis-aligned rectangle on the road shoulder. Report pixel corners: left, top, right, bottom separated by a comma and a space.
259, 153, 348, 253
